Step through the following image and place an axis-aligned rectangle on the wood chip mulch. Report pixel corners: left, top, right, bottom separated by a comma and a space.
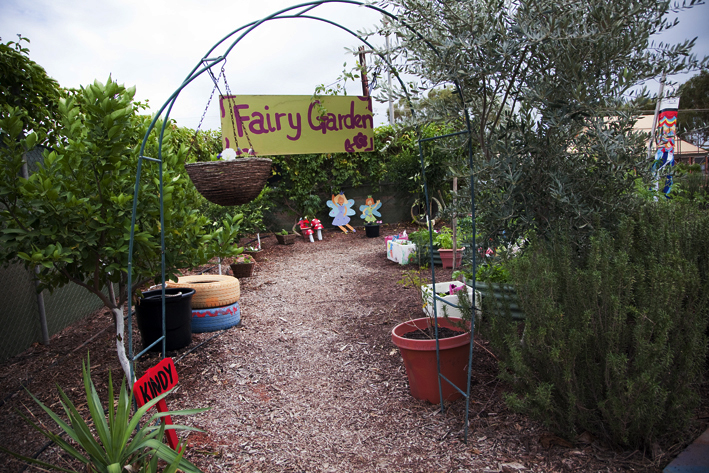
0, 223, 707, 472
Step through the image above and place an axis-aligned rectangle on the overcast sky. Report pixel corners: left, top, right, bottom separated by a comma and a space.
2, 0, 708, 132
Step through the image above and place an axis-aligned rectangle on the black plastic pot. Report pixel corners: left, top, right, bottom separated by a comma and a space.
135, 287, 195, 351
365, 224, 380, 238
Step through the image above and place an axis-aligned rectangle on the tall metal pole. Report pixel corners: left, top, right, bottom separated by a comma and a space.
647, 74, 666, 162
385, 30, 394, 124
21, 155, 49, 345
358, 46, 369, 97
648, 74, 666, 194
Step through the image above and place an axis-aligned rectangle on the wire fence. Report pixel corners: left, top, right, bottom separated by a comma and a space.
0, 147, 107, 363
0, 261, 106, 363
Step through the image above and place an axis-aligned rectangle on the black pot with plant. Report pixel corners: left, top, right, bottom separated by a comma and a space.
135, 287, 195, 351
364, 221, 381, 237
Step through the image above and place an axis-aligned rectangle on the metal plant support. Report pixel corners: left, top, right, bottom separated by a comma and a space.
127, 0, 478, 442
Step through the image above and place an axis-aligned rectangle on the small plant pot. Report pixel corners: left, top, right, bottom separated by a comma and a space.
437, 248, 465, 268
230, 262, 255, 278
276, 234, 296, 245
391, 317, 471, 403
245, 250, 264, 262
135, 287, 195, 352
422, 281, 481, 320
365, 224, 380, 238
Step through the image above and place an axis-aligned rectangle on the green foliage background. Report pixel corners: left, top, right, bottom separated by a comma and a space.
483, 202, 709, 448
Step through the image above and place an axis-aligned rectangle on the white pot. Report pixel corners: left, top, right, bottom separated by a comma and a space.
422, 281, 481, 320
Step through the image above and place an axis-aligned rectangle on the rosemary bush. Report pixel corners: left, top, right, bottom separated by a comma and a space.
487, 202, 709, 448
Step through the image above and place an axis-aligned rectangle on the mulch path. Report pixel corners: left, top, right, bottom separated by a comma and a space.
0, 223, 706, 472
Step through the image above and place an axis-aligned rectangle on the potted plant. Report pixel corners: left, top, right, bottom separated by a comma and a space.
275, 229, 297, 245
230, 254, 256, 278
434, 226, 465, 268
359, 195, 382, 237
244, 244, 263, 262
391, 270, 479, 404
365, 220, 382, 238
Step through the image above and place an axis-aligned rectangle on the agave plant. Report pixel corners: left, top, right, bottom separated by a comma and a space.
0, 355, 207, 472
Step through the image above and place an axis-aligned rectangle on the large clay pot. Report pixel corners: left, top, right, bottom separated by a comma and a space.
437, 248, 465, 268
391, 317, 471, 404
136, 287, 195, 351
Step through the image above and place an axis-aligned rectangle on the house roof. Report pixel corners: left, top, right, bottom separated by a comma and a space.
633, 115, 708, 157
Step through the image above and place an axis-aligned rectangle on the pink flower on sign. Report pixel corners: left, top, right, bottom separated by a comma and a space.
353, 132, 369, 149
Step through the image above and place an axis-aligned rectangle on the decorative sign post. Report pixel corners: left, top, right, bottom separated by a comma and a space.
652, 96, 680, 196
219, 95, 374, 155
133, 357, 180, 450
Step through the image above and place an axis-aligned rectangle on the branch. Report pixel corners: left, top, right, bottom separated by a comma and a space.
491, 46, 530, 134
57, 266, 114, 309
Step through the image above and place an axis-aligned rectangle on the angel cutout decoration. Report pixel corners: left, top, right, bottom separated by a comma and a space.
359, 195, 382, 223
326, 192, 356, 233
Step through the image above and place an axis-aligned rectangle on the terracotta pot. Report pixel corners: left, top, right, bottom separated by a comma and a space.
437, 248, 465, 268
391, 317, 471, 403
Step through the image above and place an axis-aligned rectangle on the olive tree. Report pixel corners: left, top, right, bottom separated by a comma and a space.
0, 75, 239, 382
375, 0, 706, 246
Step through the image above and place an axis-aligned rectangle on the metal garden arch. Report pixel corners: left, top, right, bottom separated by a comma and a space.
127, 0, 479, 442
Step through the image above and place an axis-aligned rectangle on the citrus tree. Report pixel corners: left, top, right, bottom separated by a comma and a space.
0, 72, 239, 381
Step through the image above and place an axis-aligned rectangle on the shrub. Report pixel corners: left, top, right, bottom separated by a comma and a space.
486, 201, 709, 448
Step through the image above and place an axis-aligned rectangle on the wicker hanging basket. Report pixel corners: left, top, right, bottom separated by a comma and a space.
184, 157, 273, 206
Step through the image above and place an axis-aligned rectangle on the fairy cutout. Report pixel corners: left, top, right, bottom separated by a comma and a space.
326, 192, 356, 233
359, 195, 382, 223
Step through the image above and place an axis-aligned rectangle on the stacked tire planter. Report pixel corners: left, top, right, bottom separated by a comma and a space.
166, 275, 241, 333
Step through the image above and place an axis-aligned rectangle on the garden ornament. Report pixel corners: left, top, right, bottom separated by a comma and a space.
326, 192, 356, 233
359, 195, 382, 223
311, 218, 324, 240
299, 217, 314, 242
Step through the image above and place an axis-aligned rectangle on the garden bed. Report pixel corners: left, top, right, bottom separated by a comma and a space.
0, 224, 706, 472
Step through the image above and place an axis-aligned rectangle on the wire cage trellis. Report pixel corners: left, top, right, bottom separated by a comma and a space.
126, 0, 479, 442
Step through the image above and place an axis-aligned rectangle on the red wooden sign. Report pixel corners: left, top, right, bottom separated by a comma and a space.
133, 357, 180, 450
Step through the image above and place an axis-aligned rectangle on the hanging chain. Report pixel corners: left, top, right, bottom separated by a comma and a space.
222, 68, 255, 156
186, 64, 224, 161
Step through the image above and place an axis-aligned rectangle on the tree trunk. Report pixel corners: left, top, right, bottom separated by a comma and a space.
111, 306, 133, 386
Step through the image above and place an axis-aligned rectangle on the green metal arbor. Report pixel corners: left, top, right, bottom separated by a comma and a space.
127, 0, 479, 441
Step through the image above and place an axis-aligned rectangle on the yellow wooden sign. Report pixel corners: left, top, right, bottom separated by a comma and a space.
218, 95, 374, 156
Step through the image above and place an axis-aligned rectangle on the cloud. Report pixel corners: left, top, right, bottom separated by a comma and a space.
2, 0, 706, 130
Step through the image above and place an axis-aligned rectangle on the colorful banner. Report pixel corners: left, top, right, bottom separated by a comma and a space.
219, 95, 374, 156
655, 96, 679, 153
652, 96, 680, 195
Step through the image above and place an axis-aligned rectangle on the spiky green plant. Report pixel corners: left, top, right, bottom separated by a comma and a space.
0, 356, 207, 472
